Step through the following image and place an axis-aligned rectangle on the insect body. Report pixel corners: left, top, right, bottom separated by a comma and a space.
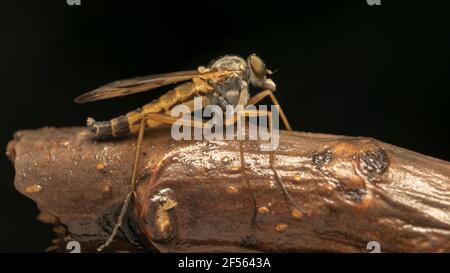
85, 79, 212, 138
75, 54, 306, 251
77, 55, 278, 139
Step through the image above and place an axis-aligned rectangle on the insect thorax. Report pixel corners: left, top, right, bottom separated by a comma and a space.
210, 55, 248, 75
205, 55, 251, 108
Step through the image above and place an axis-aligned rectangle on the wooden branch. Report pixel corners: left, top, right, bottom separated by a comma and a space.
6, 127, 450, 252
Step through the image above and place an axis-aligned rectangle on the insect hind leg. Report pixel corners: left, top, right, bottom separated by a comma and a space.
97, 117, 146, 252
97, 98, 210, 251
238, 109, 310, 215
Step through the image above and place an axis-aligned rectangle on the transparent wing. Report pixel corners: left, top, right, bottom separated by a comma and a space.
75, 69, 225, 104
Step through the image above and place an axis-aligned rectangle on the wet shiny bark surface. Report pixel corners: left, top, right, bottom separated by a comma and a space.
6, 127, 450, 252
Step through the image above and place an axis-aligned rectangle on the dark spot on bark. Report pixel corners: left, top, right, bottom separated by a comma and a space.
98, 199, 141, 247
312, 150, 333, 167
137, 171, 151, 183
240, 235, 261, 248
359, 149, 389, 178
342, 188, 368, 203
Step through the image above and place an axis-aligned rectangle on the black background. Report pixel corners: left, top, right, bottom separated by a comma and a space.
0, 0, 449, 252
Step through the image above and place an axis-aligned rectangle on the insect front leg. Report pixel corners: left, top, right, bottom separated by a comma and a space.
247, 90, 293, 131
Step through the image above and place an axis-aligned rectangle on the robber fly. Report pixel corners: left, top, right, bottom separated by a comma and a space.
75, 54, 308, 251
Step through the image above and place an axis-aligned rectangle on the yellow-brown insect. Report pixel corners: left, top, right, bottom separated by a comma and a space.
75, 54, 308, 251
76, 69, 229, 138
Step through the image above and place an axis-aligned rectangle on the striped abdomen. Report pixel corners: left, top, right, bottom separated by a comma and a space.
87, 80, 212, 139
86, 112, 138, 139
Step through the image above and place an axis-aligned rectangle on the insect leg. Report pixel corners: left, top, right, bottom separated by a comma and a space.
142, 113, 209, 129
224, 110, 257, 226
238, 131, 257, 226
247, 90, 293, 131
97, 117, 146, 252
97, 97, 212, 251
238, 109, 310, 215
141, 95, 212, 129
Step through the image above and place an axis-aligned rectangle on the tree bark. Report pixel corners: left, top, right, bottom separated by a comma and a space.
6, 127, 450, 252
